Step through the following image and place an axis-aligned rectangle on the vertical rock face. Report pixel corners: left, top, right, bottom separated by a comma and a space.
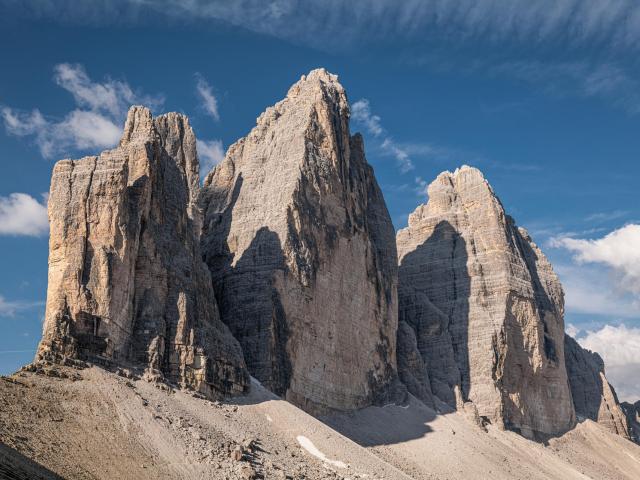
565, 335, 631, 439
621, 401, 640, 443
396, 165, 575, 438
200, 69, 401, 413
37, 106, 249, 398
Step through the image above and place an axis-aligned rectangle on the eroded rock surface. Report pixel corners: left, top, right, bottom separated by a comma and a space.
37, 106, 249, 398
200, 69, 401, 413
565, 334, 630, 439
396, 165, 575, 438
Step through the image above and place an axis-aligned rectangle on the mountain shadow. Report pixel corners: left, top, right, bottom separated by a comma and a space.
322, 221, 468, 447
397, 220, 470, 409
207, 221, 292, 397
0, 441, 65, 480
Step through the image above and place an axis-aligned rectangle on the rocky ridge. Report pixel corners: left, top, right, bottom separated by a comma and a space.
30, 68, 635, 453
36, 106, 248, 399
200, 68, 402, 413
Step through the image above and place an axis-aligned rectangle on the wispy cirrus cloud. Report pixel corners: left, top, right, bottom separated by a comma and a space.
195, 73, 220, 121
351, 99, 413, 173
490, 61, 640, 115
0, 294, 44, 317
12, 1, 640, 116
0, 193, 48, 237
2, 63, 163, 158
17, 1, 640, 52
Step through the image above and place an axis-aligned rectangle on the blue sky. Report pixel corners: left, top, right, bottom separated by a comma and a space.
1, 1, 639, 399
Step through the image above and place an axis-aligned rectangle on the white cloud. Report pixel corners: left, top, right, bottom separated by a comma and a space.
554, 263, 639, 318
552, 224, 640, 296
0, 193, 48, 237
584, 210, 630, 223
2, 64, 163, 158
566, 323, 580, 338
2, 107, 122, 158
195, 74, 220, 121
197, 139, 225, 177
351, 98, 413, 173
351, 99, 382, 137
577, 324, 640, 401
0, 294, 44, 317
380, 138, 413, 173
53, 63, 163, 118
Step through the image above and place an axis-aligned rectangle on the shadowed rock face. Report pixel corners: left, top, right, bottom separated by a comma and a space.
200, 69, 402, 413
37, 106, 249, 399
565, 335, 631, 439
622, 400, 640, 443
397, 166, 575, 438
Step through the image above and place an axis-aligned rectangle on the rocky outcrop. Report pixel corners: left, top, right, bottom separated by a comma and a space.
37, 106, 249, 399
396, 165, 575, 438
565, 335, 631, 439
200, 69, 401, 413
622, 401, 640, 443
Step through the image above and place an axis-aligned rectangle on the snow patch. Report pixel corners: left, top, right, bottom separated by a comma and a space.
296, 435, 347, 468
382, 403, 410, 410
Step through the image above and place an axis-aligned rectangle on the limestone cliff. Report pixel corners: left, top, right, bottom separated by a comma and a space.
37, 106, 249, 398
396, 165, 575, 438
200, 69, 401, 413
565, 334, 631, 439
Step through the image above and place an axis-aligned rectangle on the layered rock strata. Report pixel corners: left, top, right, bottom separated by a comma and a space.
37, 106, 249, 398
396, 165, 575, 438
565, 335, 631, 439
200, 69, 401, 413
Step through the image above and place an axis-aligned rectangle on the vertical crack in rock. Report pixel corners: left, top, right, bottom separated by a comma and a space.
37, 106, 249, 399
200, 69, 403, 413
396, 165, 575, 438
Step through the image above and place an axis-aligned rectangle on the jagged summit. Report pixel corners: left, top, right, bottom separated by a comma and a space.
200, 69, 403, 413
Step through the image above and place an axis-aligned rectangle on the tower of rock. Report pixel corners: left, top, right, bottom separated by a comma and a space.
200, 69, 401, 413
37, 106, 249, 398
396, 165, 575, 438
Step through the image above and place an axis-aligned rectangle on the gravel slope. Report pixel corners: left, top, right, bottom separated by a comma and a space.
1, 365, 639, 480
